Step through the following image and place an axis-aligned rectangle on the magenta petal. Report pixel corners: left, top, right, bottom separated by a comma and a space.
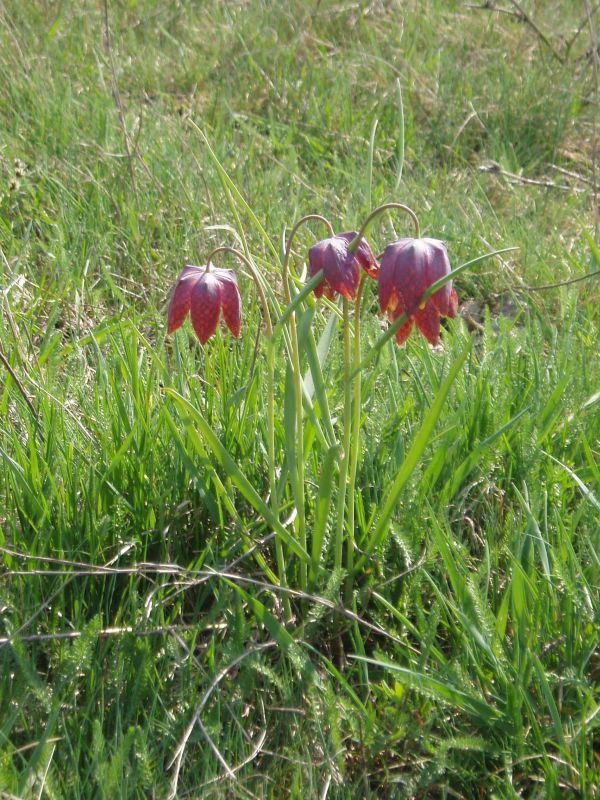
420, 238, 452, 316
415, 301, 441, 346
449, 287, 459, 318
319, 237, 358, 298
431, 286, 453, 316
308, 235, 360, 299
379, 240, 425, 313
378, 249, 397, 313
308, 243, 324, 278
218, 273, 242, 338
400, 240, 430, 313
190, 273, 222, 344
314, 280, 325, 299
167, 266, 203, 334
308, 240, 328, 297
337, 231, 379, 278
395, 317, 414, 345
378, 237, 457, 347
326, 256, 358, 299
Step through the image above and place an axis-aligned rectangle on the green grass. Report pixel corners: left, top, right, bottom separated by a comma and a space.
1, 1, 599, 798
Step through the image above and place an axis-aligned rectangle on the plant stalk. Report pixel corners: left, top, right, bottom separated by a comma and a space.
205, 247, 291, 613
347, 202, 420, 255
334, 298, 352, 574
282, 215, 335, 591
344, 275, 367, 603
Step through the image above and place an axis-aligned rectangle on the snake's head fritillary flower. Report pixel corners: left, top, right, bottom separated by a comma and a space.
308, 231, 378, 300
378, 238, 458, 346
167, 265, 241, 344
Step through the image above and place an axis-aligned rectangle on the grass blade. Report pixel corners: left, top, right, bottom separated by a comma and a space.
311, 444, 340, 575
394, 77, 405, 190
349, 655, 501, 724
353, 339, 471, 573
163, 387, 310, 563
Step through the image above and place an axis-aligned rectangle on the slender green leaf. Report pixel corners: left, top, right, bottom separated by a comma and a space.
190, 123, 280, 262
445, 408, 528, 499
311, 444, 341, 571
394, 77, 405, 190
349, 655, 501, 724
163, 387, 310, 563
354, 339, 471, 573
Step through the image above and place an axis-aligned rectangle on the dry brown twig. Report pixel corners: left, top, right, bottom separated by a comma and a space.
479, 161, 581, 192
565, 2, 600, 58
0, 536, 419, 656
523, 268, 600, 292
465, 1, 564, 63
167, 640, 277, 800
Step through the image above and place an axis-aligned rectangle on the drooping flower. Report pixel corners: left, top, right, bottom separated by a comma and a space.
308, 231, 378, 300
378, 238, 458, 346
167, 265, 241, 344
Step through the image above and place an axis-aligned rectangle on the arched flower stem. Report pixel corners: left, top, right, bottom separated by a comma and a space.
206, 247, 290, 616
281, 214, 334, 591
282, 214, 335, 303
347, 202, 420, 255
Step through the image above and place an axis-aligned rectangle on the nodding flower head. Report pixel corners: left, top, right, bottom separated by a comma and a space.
308, 231, 378, 300
167, 265, 241, 344
378, 238, 458, 346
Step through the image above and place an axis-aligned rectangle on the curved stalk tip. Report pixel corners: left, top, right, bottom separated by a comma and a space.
282, 214, 335, 303
348, 202, 421, 254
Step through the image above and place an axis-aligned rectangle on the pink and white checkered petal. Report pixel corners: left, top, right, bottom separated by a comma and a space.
415, 301, 441, 346
394, 316, 414, 346
318, 238, 356, 299
379, 242, 411, 313
219, 275, 242, 338
211, 267, 238, 285
337, 232, 379, 278
190, 273, 222, 344
167, 267, 204, 334
448, 287, 459, 318
327, 256, 359, 299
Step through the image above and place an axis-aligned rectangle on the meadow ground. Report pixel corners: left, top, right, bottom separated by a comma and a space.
0, 1, 599, 798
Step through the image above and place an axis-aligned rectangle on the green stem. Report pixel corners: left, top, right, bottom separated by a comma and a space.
282, 216, 335, 289
267, 340, 291, 619
281, 215, 334, 591
205, 247, 291, 612
347, 202, 420, 255
344, 275, 367, 604
293, 324, 308, 591
334, 298, 352, 574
